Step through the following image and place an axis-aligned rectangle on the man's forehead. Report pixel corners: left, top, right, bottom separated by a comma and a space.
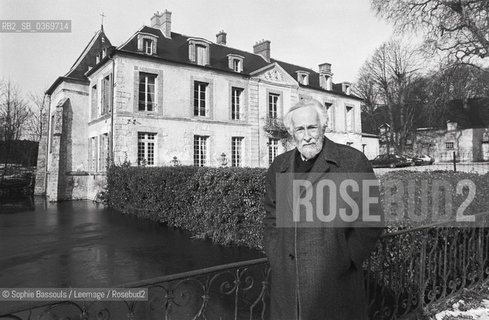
292, 108, 320, 125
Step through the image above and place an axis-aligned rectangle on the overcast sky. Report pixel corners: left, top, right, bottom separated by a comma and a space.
0, 0, 394, 95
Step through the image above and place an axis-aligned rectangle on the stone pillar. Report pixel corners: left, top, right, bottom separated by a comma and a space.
46, 101, 65, 201
34, 97, 49, 195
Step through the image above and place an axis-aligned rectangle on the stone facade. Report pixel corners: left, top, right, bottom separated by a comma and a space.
414, 122, 489, 162
37, 11, 379, 201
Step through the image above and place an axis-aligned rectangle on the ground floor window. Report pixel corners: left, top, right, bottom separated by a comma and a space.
99, 133, 109, 171
138, 132, 156, 166
268, 138, 279, 165
231, 137, 244, 167
194, 135, 208, 166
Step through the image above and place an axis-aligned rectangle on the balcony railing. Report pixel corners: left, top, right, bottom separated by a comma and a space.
1, 213, 488, 319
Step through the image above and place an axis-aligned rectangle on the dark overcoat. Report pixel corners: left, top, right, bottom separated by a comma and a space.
263, 137, 383, 320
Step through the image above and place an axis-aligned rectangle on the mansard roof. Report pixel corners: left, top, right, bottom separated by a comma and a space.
115, 25, 362, 101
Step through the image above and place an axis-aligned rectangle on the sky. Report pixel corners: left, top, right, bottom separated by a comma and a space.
0, 0, 394, 96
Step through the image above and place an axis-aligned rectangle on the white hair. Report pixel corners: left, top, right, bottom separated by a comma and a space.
283, 98, 328, 135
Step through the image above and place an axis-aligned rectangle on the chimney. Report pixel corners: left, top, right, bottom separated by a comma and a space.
319, 63, 333, 90
216, 30, 227, 45
253, 39, 271, 62
151, 10, 172, 38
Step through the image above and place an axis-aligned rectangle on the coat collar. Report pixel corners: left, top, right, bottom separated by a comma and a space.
278, 136, 341, 173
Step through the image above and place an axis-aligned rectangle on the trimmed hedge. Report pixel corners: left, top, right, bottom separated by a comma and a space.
106, 166, 489, 249
106, 165, 267, 249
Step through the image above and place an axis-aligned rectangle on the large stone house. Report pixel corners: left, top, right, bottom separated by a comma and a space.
35, 10, 377, 201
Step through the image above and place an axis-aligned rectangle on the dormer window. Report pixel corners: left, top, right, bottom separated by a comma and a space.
296, 71, 310, 85
102, 48, 107, 58
227, 54, 244, 73
137, 33, 158, 55
188, 38, 211, 66
143, 39, 154, 55
342, 82, 352, 95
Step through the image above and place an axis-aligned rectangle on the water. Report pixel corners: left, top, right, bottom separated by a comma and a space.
0, 196, 263, 288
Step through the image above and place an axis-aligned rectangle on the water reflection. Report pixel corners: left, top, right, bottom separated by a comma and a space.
0, 196, 263, 288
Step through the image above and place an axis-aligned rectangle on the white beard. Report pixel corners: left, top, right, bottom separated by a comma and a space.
297, 135, 324, 160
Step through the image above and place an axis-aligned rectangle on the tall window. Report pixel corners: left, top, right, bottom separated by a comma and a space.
89, 137, 97, 171
346, 106, 354, 132
268, 138, 279, 165
231, 137, 244, 167
143, 38, 153, 55
194, 135, 208, 166
138, 72, 157, 111
196, 44, 207, 66
194, 81, 208, 116
99, 133, 109, 171
325, 102, 333, 130
101, 74, 111, 115
138, 132, 156, 166
268, 93, 279, 119
91, 84, 98, 119
231, 87, 243, 120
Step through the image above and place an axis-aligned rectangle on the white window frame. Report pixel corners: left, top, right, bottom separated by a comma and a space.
138, 72, 157, 112
138, 132, 156, 166
194, 81, 208, 116
143, 38, 154, 55
268, 93, 280, 119
268, 138, 279, 165
194, 135, 209, 167
231, 87, 243, 120
231, 137, 244, 167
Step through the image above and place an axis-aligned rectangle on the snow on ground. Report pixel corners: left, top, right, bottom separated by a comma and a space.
435, 299, 489, 320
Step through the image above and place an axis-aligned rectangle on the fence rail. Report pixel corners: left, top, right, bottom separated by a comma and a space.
2, 214, 489, 320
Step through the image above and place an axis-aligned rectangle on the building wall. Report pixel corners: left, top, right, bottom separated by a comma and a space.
45, 81, 90, 201
360, 136, 380, 160
415, 127, 489, 162
43, 54, 368, 200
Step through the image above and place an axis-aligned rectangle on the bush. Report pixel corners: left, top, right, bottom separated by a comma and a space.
106, 165, 266, 249
106, 166, 489, 249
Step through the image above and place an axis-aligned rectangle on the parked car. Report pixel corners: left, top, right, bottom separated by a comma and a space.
412, 154, 434, 166
402, 154, 417, 166
370, 154, 412, 168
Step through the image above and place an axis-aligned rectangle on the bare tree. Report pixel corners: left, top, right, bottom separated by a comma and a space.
0, 80, 31, 142
0, 80, 31, 172
354, 71, 383, 134
25, 92, 46, 142
371, 0, 489, 64
357, 40, 422, 153
423, 62, 489, 126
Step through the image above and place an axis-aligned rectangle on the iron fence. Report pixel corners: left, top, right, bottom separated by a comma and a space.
1, 214, 488, 319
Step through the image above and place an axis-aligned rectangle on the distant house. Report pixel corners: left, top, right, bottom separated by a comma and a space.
35, 10, 377, 201
413, 98, 489, 162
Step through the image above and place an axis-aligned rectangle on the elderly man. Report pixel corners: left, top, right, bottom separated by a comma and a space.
263, 98, 383, 320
